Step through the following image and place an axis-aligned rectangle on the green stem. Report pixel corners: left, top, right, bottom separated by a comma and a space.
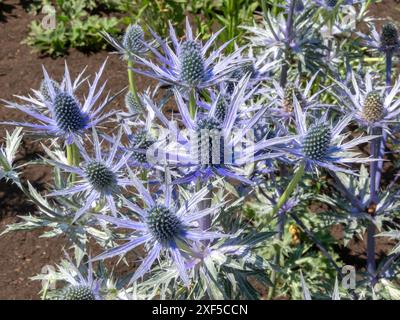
66, 143, 80, 183
226, 0, 238, 53
272, 162, 305, 216
66, 144, 73, 166
267, 162, 305, 300
140, 169, 148, 187
189, 89, 197, 119
273, 0, 279, 16
128, 60, 140, 105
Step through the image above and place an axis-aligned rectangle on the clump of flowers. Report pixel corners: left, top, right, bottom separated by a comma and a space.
2, 0, 400, 301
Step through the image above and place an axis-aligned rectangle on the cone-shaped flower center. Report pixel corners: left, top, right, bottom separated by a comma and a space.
302, 124, 331, 161
294, 0, 305, 12
179, 40, 205, 86
123, 24, 145, 54
283, 83, 302, 113
147, 205, 182, 244
40, 79, 61, 101
53, 93, 88, 132
253, 116, 271, 142
85, 161, 117, 193
63, 285, 95, 300
196, 118, 225, 166
215, 96, 227, 123
363, 91, 384, 123
381, 22, 399, 49
125, 92, 142, 114
227, 64, 255, 94
326, 0, 338, 8
130, 130, 155, 164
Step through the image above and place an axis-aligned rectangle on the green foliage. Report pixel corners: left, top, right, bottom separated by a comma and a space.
25, 0, 121, 57
119, 0, 258, 46
25, 0, 259, 57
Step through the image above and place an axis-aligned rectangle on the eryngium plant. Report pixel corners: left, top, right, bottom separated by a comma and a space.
2, 0, 400, 301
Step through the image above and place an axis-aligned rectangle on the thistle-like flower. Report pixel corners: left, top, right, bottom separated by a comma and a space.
102, 24, 150, 59
313, 0, 356, 11
334, 71, 400, 130
145, 77, 293, 185
131, 19, 248, 90
282, 0, 306, 13
125, 91, 143, 115
276, 97, 377, 174
92, 174, 225, 286
40, 78, 62, 102
358, 22, 400, 54
34, 254, 103, 300
15, 63, 87, 109
224, 48, 277, 95
263, 72, 327, 122
243, 10, 325, 71
381, 23, 399, 52
1, 60, 113, 145
47, 130, 133, 220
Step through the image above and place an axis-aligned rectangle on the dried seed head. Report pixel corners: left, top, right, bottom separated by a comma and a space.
53, 93, 88, 132
123, 24, 145, 54
129, 130, 155, 164
196, 118, 225, 165
147, 205, 182, 244
85, 161, 117, 193
63, 286, 95, 300
381, 22, 399, 50
283, 83, 302, 113
363, 91, 384, 123
302, 124, 331, 161
125, 92, 142, 114
40, 79, 61, 101
179, 40, 205, 86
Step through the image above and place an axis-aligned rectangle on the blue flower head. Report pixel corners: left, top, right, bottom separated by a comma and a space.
48, 129, 134, 221
145, 76, 293, 185
132, 18, 249, 90
102, 24, 151, 59
334, 71, 400, 131
93, 172, 225, 286
278, 96, 377, 174
2, 60, 113, 145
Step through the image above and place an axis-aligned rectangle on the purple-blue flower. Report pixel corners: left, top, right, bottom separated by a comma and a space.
275, 96, 377, 174
131, 18, 248, 90
144, 77, 293, 185
102, 24, 153, 60
47, 130, 133, 221
313, 0, 356, 11
92, 173, 225, 286
1, 60, 114, 145
358, 22, 400, 54
334, 71, 400, 131
55, 253, 103, 300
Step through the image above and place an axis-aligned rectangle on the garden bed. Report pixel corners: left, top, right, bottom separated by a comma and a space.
0, 0, 399, 299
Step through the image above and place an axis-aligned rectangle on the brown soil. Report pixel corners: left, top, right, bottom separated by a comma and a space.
0, 0, 153, 299
0, 0, 399, 299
